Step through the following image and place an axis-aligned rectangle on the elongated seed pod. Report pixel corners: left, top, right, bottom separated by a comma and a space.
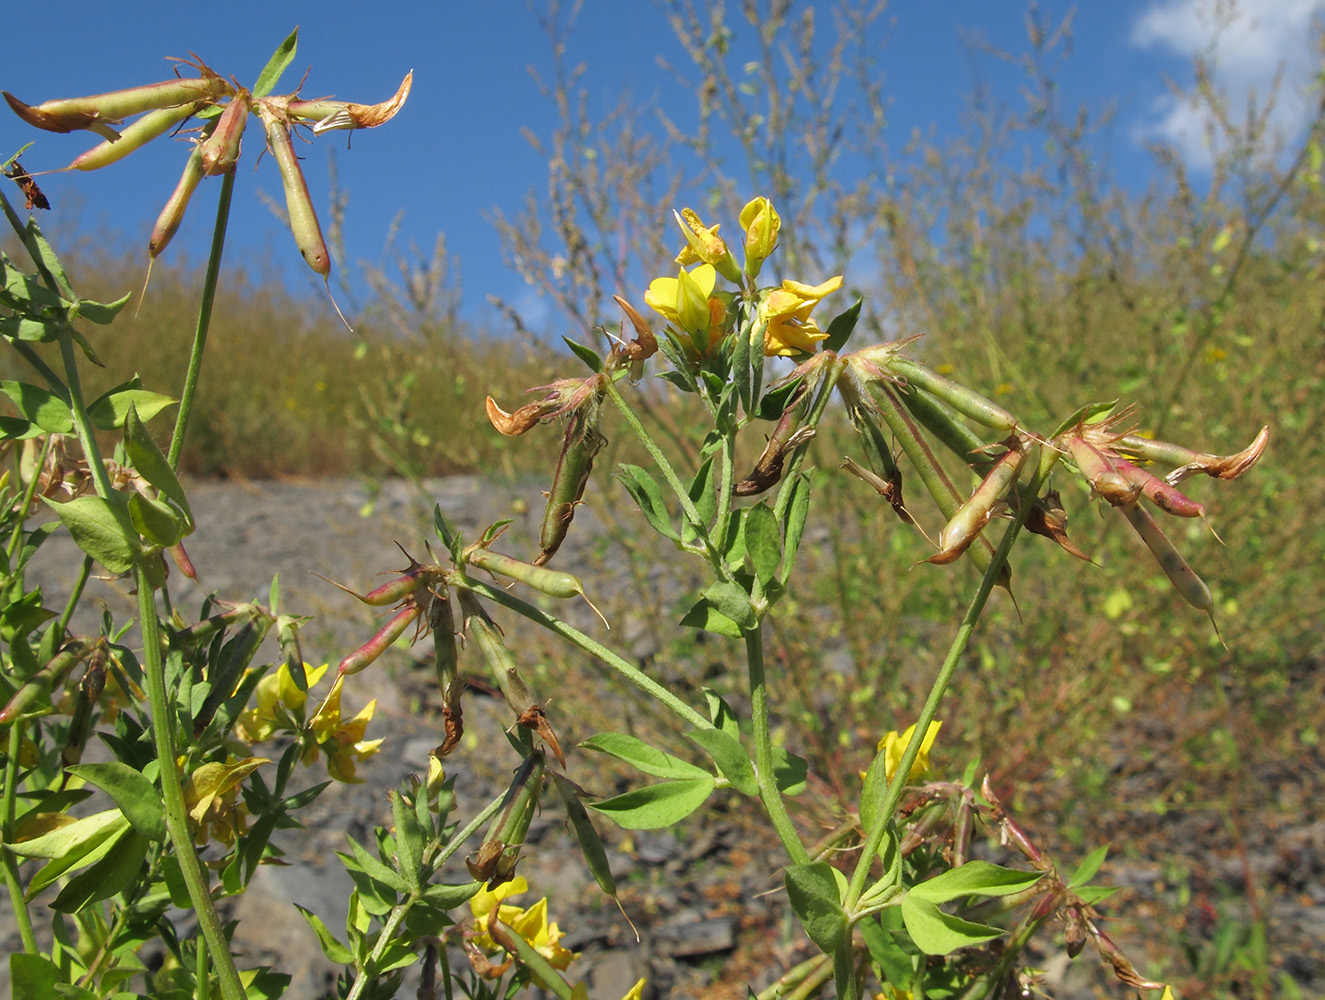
537, 414, 606, 565
1118, 425, 1269, 483
887, 357, 1019, 432
5, 75, 230, 134
465, 545, 585, 599
1111, 456, 1205, 518
929, 443, 1026, 564
553, 773, 618, 897
150, 144, 206, 259
285, 71, 414, 132
68, 101, 205, 171
458, 590, 536, 716
0, 638, 95, 724
1119, 502, 1215, 615
168, 603, 259, 647
259, 105, 330, 276
468, 749, 546, 885
895, 380, 990, 470
338, 603, 421, 675
359, 569, 430, 607
199, 89, 250, 176
431, 590, 463, 756
1066, 436, 1140, 507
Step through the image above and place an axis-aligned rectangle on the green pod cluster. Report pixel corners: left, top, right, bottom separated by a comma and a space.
468, 749, 546, 886
4, 74, 230, 135
887, 356, 1019, 433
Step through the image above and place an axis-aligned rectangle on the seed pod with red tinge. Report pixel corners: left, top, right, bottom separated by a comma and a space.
464, 545, 585, 599
468, 749, 546, 885
359, 568, 431, 607
199, 89, 249, 176
339, 603, 421, 676
1119, 425, 1269, 484
150, 144, 206, 259
67, 101, 206, 172
169, 602, 260, 647
1066, 436, 1141, 508
734, 400, 812, 497
537, 414, 606, 566
887, 357, 1019, 432
258, 104, 331, 277
168, 541, 197, 581
928, 443, 1026, 565
4, 72, 230, 136
1119, 502, 1217, 622
1111, 456, 1205, 518
0, 638, 95, 724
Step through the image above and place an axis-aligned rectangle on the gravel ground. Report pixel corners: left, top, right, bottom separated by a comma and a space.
4, 477, 1322, 999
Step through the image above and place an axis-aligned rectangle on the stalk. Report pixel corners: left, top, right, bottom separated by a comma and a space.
168, 171, 235, 470
745, 626, 809, 865
136, 564, 246, 1000
2, 720, 38, 954
772, 357, 842, 525
5, 433, 52, 559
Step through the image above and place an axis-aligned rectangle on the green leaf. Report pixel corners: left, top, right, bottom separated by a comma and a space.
900, 897, 1007, 956
579, 733, 710, 780
589, 776, 714, 830
731, 313, 753, 416
43, 494, 141, 574
563, 336, 604, 372
703, 688, 742, 740
1073, 885, 1121, 905
1067, 845, 1109, 888
743, 502, 782, 587
390, 793, 423, 892
772, 746, 808, 796
779, 471, 813, 583
124, 405, 191, 521
681, 456, 716, 547
1048, 399, 1118, 441
296, 904, 355, 965
616, 464, 678, 541
87, 389, 177, 430
6, 808, 127, 860
51, 829, 149, 912
0, 381, 71, 432
823, 297, 863, 353
685, 728, 757, 795
253, 28, 299, 99
72, 290, 132, 325
128, 492, 190, 548
679, 596, 744, 638
901, 861, 1044, 956
906, 861, 1043, 904
10, 953, 62, 1000
340, 835, 409, 894
64, 762, 165, 842
784, 861, 847, 952
701, 579, 756, 630
860, 909, 918, 986
0, 414, 39, 440
755, 376, 803, 421
420, 881, 482, 908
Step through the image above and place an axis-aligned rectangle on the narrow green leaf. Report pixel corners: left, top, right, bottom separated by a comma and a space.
341, 835, 409, 894
10, 953, 62, 1000
731, 312, 753, 416
42, 494, 141, 574
743, 502, 782, 587
0, 414, 39, 440
0, 380, 71, 432
72, 290, 132, 325
779, 471, 813, 584
756, 376, 803, 421
295, 904, 355, 965
579, 733, 709, 780
1068, 845, 1109, 888
51, 829, 149, 912
685, 728, 757, 795
703, 688, 741, 740
678, 596, 744, 638
391, 793, 423, 892
563, 336, 604, 372
420, 881, 482, 908
681, 455, 716, 546
772, 746, 808, 796
6, 808, 126, 859
784, 861, 847, 952
907, 861, 1042, 904
124, 404, 191, 521
88, 389, 177, 430
64, 762, 165, 842
589, 776, 714, 830
616, 464, 678, 541
253, 28, 300, 99
823, 297, 863, 353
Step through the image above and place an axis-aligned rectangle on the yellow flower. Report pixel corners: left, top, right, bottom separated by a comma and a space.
878, 720, 942, 783
181, 755, 268, 847
739, 196, 781, 276
673, 208, 741, 283
469, 876, 578, 971
645, 263, 717, 344
235, 662, 328, 742
756, 275, 843, 356
307, 675, 383, 783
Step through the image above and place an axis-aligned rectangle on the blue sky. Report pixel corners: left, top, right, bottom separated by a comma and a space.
3, 0, 1321, 329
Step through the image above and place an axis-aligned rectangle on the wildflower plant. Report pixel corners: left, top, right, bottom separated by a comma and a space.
0, 29, 1273, 1000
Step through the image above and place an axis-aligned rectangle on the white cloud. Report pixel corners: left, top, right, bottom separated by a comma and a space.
1130, 0, 1325, 169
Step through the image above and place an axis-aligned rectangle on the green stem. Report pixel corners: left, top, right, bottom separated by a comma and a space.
711, 423, 737, 556
2, 719, 38, 954
452, 577, 711, 731
845, 452, 1054, 914
772, 358, 842, 526
744, 626, 808, 865
57, 332, 113, 499
169, 171, 235, 471
5, 434, 52, 561
135, 564, 246, 1000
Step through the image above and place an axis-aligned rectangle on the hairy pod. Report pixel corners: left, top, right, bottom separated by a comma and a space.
5, 73, 230, 136
887, 357, 1019, 432
259, 105, 330, 276
150, 144, 206, 259
464, 545, 585, 599
68, 101, 205, 171
553, 773, 618, 897
338, 603, 421, 676
537, 414, 606, 566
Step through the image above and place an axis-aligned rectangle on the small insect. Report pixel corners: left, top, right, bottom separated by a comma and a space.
4, 159, 50, 210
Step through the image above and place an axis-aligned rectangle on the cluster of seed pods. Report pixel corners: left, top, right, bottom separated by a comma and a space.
4, 55, 411, 288
832, 339, 1268, 626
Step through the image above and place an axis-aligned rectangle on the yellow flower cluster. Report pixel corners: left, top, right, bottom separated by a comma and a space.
469, 876, 577, 972
878, 721, 942, 783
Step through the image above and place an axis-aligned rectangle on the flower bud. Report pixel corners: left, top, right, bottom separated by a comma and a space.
739, 196, 781, 278
673, 208, 741, 284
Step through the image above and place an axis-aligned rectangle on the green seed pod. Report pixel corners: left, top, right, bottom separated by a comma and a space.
887, 357, 1019, 432
468, 749, 546, 885
199, 89, 250, 176
149, 143, 206, 259
458, 590, 536, 716
430, 589, 464, 756
258, 105, 330, 277
1119, 502, 1217, 623
338, 603, 421, 676
5, 73, 230, 135
1118, 425, 1268, 483
928, 443, 1025, 565
67, 101, 205, 171
553, 773, 617, 897
0, 638, 95, 724
537, 413, 606, 566
464, 545, 585, 599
